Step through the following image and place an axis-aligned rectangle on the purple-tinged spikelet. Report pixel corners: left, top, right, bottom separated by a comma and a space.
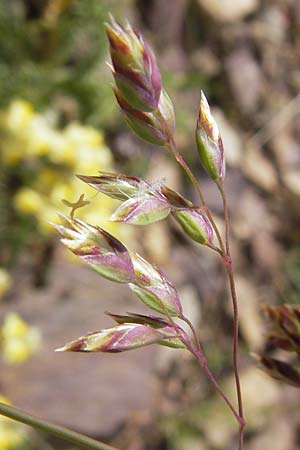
129, 253, 183, 317
78, 173, 172, 225
77, 173, 142, 201
256, 354, 300, 387
105, 15, 162, 112
264, 305, 300, 351
113, 87, 174, 146
54, 215, 135, 283
56, 321, 187, 353
172, 207, 213, 245
195, 91, 225, 182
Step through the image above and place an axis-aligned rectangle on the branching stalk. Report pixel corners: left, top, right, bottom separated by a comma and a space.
164, 117, 245, 447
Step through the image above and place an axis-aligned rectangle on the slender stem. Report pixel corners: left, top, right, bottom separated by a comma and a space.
207, 242, 223, 256
180, 315, 202, 353
217, 182, 245, 449
217, 182, 230, 256
180, 315, 240, 423
169, 143, 206, 206
195, 354, 241, 424
227, 261, 243, 418
227, 262, 245, 450
0, 402, 119, 450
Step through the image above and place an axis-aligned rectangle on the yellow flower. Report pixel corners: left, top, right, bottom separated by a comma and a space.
50, 183, 73, 205
47, 133, 76, 167
1, 138, 27, 165
64, 123, 112, 174
14, 188, 43, 215
65, 122, 104, 147
0, 99, 122, 242
4, 100, 34, 133
74, 145, 113, 174
26, 116, 55, 157
82, 208, 110, 228
36, 168, 60, 193
0, 269, 11, 300
2, 313, 41, 364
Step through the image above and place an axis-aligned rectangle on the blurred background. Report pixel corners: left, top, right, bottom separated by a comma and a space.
0, 0, 300, 449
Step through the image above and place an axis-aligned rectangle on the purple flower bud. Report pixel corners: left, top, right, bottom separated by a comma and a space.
195, 91, 225, 181
54, 215, 134, 283
129, 253, 183, 317
105, 15, 161, 112
55, 322, 185, 353
172, 207, 213, 245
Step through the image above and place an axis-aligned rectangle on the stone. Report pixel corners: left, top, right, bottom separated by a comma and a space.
226, 48, 263, 114
197, 0, 258, 23
241, 141, 278, 192
283, 171, 300, 196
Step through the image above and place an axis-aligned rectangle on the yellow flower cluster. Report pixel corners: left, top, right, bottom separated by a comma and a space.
0, 395, 27, 450
1, 313, 41, 365
0, 99, 119, 234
